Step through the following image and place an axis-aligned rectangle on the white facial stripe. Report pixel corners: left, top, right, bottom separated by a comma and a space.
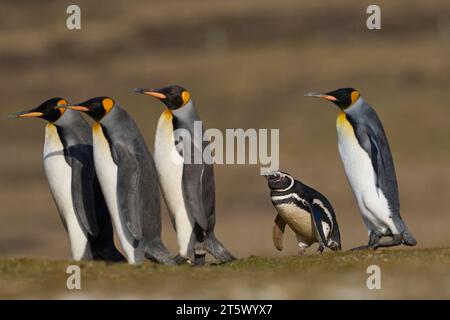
271, 193, 308, 206
313, 199, 333, 228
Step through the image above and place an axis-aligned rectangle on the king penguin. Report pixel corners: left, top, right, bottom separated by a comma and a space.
63, 97, 174, 264
10, 98, 124, 262
134, 85, 235, 266
264, 171, 341, 254
306, 88, 417, 250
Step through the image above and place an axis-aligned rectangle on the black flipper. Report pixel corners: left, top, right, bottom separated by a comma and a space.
65, 143, 99, 237
182, 164, 209, 231
305, 201, 327, 248
110, 141, 143, 242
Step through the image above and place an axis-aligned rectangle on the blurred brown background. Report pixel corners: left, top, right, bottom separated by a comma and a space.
0, 0, 449, 260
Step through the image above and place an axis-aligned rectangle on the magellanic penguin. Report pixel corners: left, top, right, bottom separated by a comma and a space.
9, 98, 124, 262
62, 97, 174, 265
306, 88, 417, 250
134, 85, 235, 266
264, 171, 341, 254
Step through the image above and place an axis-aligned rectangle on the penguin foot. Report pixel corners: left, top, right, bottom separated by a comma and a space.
349, 245, 375, 251
144, 241, 177, 265
349, 231, 381, 251
205, 234, 236, 263
374, 234, 403, 249
316, 245, 324, 255
297, 242, 309, 256
193, 253, 206, 267
174, 255, 189, 265
144, 251, 177, 265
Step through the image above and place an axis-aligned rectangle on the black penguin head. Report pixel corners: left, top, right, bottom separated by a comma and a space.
9, 97, 68, 122
305, 88, 361, 110
263, 171, 294, 191
63, 96, 116, 121
133, 85, 191, 110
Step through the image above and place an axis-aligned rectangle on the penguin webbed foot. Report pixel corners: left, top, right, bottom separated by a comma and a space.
316, 245, 324, 255
144, 251, 177, 265
205, 234, 236, 264
349, 245, 375, 251
174, 254, 189, 265
374, 234, 403, 249
349, 232, 382, 251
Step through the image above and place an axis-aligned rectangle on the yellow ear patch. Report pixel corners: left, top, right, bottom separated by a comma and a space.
182, 91, 191, 105
57, 99, 68, 106
102, 98, 114, 113
351, 91, 360, 104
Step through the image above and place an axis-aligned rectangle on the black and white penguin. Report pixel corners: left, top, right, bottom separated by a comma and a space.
306, 88, 416, 249
63, 97, 174, 264
10, 98, 124, 261
134, 85, 235, 266
264, 171, 341, 254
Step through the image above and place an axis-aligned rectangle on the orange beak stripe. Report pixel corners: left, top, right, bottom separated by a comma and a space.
67, 106, 89, 111
18, 112, 44, 118
320, 95, 338, 101
143, 91, 167, 99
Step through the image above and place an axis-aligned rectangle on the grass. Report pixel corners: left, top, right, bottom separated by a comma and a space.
1, 247, 449, 299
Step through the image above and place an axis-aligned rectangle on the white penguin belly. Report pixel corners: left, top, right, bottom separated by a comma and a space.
154, 111, 194, 257
275, 203, 316, 245
336, 113, 397, 235
92, 123, 141, 264
43, 124, 90, 260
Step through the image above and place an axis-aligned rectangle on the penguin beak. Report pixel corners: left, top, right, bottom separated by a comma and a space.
8, 109, 44, 119
58, 105, 89, 112
304, 92, 338, 102
262, 171, 278, 179
133, 88, 167, 100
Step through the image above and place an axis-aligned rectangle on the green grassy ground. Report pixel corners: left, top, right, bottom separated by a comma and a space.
1, 247, 449, 299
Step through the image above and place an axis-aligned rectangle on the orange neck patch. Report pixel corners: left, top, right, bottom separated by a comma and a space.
336, 112, 354, 135
93, 122, 102, 132
162, 110, 173, 120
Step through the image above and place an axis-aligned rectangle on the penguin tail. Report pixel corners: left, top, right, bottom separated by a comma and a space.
401, 229, 417, 246
205, 233, 236, 263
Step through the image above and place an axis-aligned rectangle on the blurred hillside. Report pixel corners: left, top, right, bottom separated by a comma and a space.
0, 0, 449, 259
